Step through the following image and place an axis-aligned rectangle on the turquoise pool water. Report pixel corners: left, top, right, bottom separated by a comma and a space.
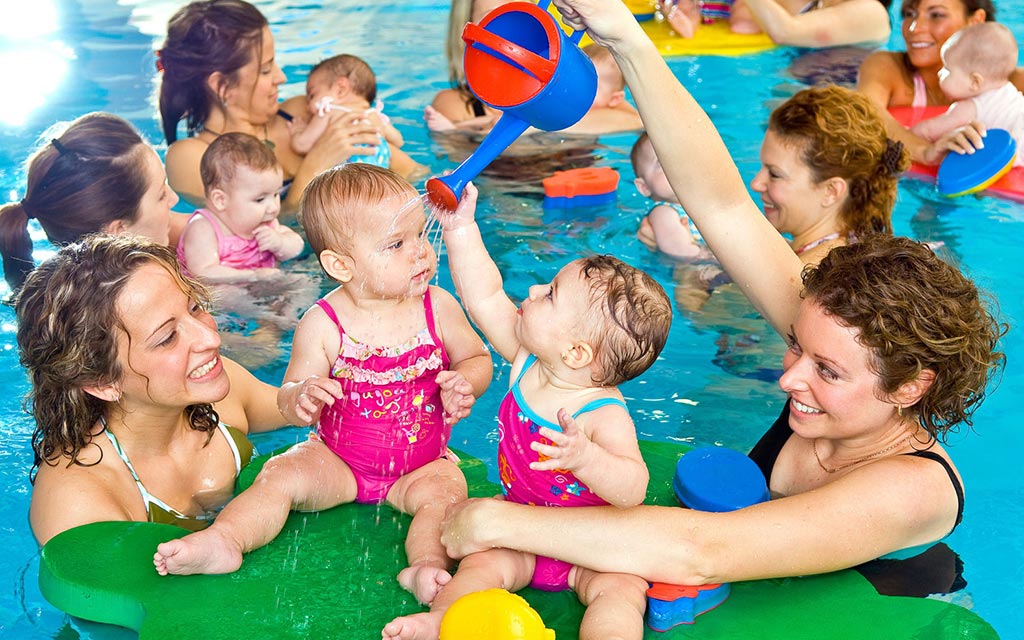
1, 1, 1021, 637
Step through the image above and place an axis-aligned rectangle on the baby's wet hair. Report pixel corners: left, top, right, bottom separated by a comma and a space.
944, 23, 1018, 81
309, 54, 378, 103
299, 163, 418, 259
578, 255, 672, 386
200, 132, 280, 194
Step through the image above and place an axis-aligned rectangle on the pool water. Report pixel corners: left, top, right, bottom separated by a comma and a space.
1, 1, 1022, 638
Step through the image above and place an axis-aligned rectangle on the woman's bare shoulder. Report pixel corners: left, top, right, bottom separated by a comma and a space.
30, 448, 136, 545
431, 88, 475, 123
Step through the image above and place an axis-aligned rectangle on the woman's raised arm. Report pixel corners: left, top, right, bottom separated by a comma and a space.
553, 0, 804, 336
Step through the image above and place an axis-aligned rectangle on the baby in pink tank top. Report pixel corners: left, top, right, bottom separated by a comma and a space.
176, 132, 304, 282
148, 165, 492, 611
383, 183, 674, 640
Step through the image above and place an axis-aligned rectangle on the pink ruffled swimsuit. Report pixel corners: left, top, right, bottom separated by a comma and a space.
176, 209, 276, 277
497, 354, 628, 591
315, 290, 450, 504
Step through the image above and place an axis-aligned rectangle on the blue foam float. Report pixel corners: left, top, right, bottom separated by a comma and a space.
672, 446, 770, 512
937, 128, 1017, 197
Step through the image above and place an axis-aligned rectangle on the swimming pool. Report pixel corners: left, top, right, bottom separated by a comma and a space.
1, 1, 1021, 637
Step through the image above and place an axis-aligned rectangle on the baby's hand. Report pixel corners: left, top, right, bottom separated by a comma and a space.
436, 370, 476, 426
529, 408, 596, 473
279, 375, 342, 426
436, 182, 479, 230
253, 220, 285, 254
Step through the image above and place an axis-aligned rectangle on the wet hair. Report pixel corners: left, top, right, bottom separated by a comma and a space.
899, 0, 995, 21
158, 0, 268, 143
309, 54, 377, 103
801, 234, 1005, 440
299, 163, 419, 263
0, 113, 150, 292
15, 235, 219, 476
769, 86, 909, 238
576, 255, 672, 386
200, 132, 280, 194
943, 23, 1018, 81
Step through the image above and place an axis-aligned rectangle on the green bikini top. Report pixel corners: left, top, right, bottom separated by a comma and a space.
102, 418, 255, 531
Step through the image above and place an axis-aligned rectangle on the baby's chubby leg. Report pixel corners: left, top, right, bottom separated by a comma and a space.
386, 458, 468, 605
573, 567, 648, 640
382, 548, 534, 640
153, 438, 357, 576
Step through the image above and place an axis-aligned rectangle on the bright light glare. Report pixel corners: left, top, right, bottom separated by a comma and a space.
0, 1, 74, 126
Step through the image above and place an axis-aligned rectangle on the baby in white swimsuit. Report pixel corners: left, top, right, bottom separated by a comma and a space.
911, 22, 1024, 166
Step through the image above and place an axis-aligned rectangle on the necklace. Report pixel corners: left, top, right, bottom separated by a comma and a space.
812, 435, 910, 474
201, 124, 275, 150
794, 232, 841, 256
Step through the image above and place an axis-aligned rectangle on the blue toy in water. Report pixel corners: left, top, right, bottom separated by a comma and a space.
646, 447, 770, 632
673, 446, 771, 511
937, 128, 1017, 197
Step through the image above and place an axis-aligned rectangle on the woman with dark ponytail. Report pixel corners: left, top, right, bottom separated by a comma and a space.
158, 0, 384, 212
0, 112, 180, 292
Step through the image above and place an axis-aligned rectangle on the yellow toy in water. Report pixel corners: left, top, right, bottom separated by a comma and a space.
439, 589, 556, 640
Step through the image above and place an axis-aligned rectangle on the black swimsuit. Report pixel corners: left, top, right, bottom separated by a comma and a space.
748, 402, 966, 597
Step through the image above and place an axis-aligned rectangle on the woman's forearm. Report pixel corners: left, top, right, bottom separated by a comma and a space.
743, 0, 890, 47
444, 500, 713, 583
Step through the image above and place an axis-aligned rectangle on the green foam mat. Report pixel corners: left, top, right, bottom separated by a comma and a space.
39, 441, 997, 639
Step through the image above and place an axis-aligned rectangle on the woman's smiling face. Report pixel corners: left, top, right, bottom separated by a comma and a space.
900, 0, 986, 70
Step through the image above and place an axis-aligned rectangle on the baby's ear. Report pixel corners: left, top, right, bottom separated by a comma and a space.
334, 76, 353, 97
607, 90, 626, 108
207, 187, 229, 212
634, 177, 653, 198
969, 71, 985, 92
319, 248, 354, 283
561, 341, 595, 370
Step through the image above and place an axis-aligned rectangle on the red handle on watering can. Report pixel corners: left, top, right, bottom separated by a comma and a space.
462, 21, 557, 84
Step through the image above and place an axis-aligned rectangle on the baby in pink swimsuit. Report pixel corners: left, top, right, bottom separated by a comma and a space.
176, 132, 304, 282
383, 184, 674, 640
150, 165, 492, 610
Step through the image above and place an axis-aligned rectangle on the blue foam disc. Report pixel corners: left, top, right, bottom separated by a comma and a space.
937, 128, 1017, 196
673, 446, 770, 512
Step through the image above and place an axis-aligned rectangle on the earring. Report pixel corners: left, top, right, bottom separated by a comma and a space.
897, 403, 903, 417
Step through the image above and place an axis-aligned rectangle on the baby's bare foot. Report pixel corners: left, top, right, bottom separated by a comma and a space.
397, 564, 452, 605
424, 106, 456, 133
381, 611, 443, 640
153, 528, 243, 576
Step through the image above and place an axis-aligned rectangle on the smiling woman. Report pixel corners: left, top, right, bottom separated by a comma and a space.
639, 85, 908, 267
158, 0, 383, 211
14, 235, 288, 545
857, 0, 1024, 163
440, 0, 1006, 602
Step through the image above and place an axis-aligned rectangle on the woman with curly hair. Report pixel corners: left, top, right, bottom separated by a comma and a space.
441, 0, 1006, 600
16, 235, 288, 545
638, 85, 908, 266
